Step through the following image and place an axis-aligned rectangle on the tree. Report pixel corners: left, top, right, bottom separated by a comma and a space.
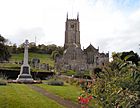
11, 44, 17, 54
28, 42, 38, 53
56, 46, 64, 55
120, 51, 140, 65
46, 44, 57, 54
0, 35, 11, 61
16, 43, 24, 53
51, 50, 60, 60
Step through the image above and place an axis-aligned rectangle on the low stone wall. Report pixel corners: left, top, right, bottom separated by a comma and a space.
0, 69, 54, 80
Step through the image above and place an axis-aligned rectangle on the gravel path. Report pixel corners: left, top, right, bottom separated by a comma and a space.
27, 84, 81, 108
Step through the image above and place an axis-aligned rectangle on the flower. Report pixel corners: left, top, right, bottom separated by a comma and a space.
78, 95, 93, 105
78, 80, 94, 107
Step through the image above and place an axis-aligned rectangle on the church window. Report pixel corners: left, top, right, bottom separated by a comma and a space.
72, 51, 76, 60
71, 24, 74, 28
91, 56, 94, 64
96, 57, 99, 65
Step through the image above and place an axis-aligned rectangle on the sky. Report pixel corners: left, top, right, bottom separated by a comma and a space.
0, 0, 140, 56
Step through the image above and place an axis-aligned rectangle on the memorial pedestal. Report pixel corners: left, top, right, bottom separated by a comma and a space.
16, 40, 34, 83
17, 65, 33, 82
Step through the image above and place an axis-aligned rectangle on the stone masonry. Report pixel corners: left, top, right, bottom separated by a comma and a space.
56, 14, 109, 72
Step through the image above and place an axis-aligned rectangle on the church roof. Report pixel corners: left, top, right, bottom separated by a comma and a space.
63, 43, 82, 55
84, 44, 98, 52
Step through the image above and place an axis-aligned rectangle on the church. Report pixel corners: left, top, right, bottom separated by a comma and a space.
56, 14, 109, 72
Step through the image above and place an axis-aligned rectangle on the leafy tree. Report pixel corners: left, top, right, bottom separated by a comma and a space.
46, 44, 57, 54
10, 44, 17, 53
28, 42, 38, 52
16, 43, 24, 53
56, 46, 64, 55
51, 50, 60, 60
37, 44, 47, 54
9, 42, 64, 55
0, 35, 11, 61
120, 51, 140, 65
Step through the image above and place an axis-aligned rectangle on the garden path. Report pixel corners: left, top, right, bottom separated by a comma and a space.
27, 84, 81, 108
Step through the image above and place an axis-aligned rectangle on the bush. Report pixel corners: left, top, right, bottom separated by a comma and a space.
48, 80, 64, 86
65, 70, 76, 76
0, 78, 7, 85
0, 73, 7, 85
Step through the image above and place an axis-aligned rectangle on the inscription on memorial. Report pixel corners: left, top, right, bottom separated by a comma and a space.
22, 66, 29, 74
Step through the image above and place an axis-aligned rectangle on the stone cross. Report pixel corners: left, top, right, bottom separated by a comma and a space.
23, 40, 29, 65
16, 39, 33, 82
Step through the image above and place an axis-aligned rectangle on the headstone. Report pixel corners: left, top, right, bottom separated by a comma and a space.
32, 58, 40, 68
40, 63, 48, 70
16, 40, 34, 82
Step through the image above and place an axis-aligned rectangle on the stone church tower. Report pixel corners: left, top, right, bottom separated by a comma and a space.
64, 13, 81, 49
55, 13, 109, 72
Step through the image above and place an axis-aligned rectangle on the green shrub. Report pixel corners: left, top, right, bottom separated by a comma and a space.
0, 78, 7, 85
65, 70, 76, 76
48, 80, 64, 86
0, 74, 7, 85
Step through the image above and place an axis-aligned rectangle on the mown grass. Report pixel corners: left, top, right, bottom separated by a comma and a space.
0, 84, 64, 108
1, 52, 54, 71
36, 83, 81, 103
10, 52, 54, 66
0, 63, 20, 70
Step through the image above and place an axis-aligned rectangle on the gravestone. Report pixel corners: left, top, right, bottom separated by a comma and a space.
32, 58, 40, 68
16, 40, 33, 82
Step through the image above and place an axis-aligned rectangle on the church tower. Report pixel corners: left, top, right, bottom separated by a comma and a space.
64, 13, 81, 49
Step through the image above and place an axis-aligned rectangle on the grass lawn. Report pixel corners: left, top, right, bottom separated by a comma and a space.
0, 84, 64, 108
1, 52, 54, 71
36, 83, 81, 103
10, 52, 54, 66
0, 63, 20, 70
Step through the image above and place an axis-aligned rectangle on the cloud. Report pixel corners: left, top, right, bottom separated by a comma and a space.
0, 0, 140, 56
80, 0, 140, 56
9, 27, 46, 45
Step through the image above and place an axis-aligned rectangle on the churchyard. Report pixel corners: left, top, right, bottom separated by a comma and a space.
0, 40, 140, 108
0, 40, 93, 108
3, 52, 54, 71
0, 37, 140, 108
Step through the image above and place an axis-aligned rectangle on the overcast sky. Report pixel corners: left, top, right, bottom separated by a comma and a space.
0, 0, 140, 56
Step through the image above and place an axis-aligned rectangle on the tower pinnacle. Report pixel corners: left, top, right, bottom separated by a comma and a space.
67, 12, 68, 20
77, 12, 79, 20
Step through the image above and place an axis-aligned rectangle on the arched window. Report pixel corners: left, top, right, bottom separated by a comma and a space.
96, 57, 99, 65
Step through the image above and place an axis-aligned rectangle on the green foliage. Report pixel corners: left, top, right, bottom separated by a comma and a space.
0, 73, 7, 85
0, 78, 7, 85
51, 50, 60, 60
114, 51, 140, 65
65, 70, 76, 76
91, 52, 140, 108
0, 35, 11, 61
48, 80, 64, 86
11, 43, 64, 55
78, 80, 95, 107
65, 77, 78, 85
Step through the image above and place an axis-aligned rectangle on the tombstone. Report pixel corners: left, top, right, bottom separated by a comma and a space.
46, 64, 49, 71
16, 40, 34, 82
32, 58, 40, 68
39, 63, 48, 70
